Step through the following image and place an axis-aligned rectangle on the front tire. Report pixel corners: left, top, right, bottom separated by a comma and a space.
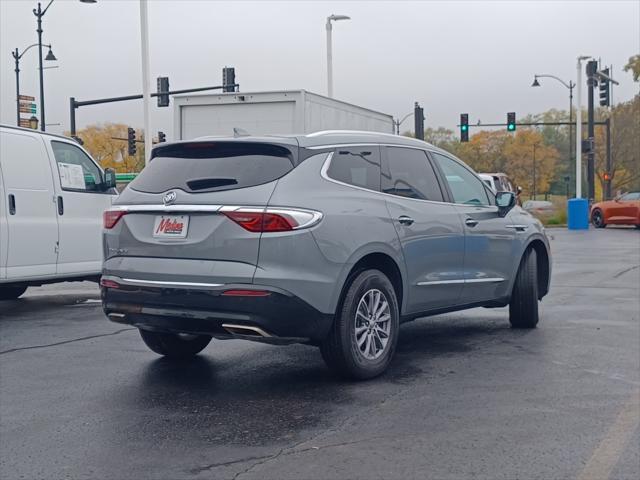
509, 249, 539, 329
0, 285, 28, 301
321, 269, 399, 380
139, 329, 211, 358
591, 209, 606, 228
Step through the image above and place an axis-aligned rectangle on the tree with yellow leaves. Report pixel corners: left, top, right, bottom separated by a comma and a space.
65, 123, 145, 173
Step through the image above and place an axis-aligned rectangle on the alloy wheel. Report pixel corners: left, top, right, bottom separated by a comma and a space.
354, 289, 391, 360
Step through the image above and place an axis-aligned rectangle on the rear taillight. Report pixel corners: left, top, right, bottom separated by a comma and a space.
222, 208, 322, 233
103, 210, 127, 229
100, 278, 120, 289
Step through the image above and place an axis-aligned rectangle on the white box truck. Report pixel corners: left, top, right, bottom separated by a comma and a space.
173, 90, 394, 140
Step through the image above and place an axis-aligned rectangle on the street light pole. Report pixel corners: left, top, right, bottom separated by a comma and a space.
12, 43, 55, 128
575, 56, 591, 198
139, 0, 152, 165
325, 14, 350, 98
13, 49, 20, 126
32, 0, 96, 132
531, 74, 574, 196
532, 143, 538, 200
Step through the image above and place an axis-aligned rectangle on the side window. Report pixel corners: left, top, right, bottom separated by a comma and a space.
51, 141, 104, 192
382, 147, 444, 201
432, 153, 491, 206
326, 146, 380, 191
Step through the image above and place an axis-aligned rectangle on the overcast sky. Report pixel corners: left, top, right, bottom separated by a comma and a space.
1, 0, 639, 139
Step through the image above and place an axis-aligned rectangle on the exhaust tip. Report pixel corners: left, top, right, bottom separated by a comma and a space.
221, 323, 271, 338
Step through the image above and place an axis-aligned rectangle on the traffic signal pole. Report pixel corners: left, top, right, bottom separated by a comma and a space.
68, 84, 237, 138
586, 60, 597, 201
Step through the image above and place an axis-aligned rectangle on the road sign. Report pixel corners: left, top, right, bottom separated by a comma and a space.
18, 95, 35, 101
19, 102, 37, 114
19, 119, 32, 128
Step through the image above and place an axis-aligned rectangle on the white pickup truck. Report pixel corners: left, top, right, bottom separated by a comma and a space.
0, 125, 117, 300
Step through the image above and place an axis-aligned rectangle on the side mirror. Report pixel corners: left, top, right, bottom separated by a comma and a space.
104, 168, 117, 190
496, 191, 516, 217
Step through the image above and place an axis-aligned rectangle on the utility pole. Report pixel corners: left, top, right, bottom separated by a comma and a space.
139, 0, 152, 165
605, 118, 612, 200
575, 56, 590, 198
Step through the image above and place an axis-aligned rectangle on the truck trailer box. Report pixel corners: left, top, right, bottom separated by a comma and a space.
173, 90, 394, 140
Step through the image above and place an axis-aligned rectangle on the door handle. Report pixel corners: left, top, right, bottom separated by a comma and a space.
8, 194, 16, 215
398, 215, 414, 226
465, 218, 478, 227
57, 196, 64, 215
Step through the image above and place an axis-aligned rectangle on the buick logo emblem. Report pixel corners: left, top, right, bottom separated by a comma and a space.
163, 191, 177, 205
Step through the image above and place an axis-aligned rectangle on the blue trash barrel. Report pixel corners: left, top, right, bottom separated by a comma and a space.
567, 198, 589, 230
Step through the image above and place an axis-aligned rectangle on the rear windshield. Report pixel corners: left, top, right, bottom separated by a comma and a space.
129, 142, 294, 193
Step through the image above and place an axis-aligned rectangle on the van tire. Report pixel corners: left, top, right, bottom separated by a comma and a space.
321, 269, 399, 380
0, 285, 28, 301
509, 249, 539, 329
139, 329, 211, 358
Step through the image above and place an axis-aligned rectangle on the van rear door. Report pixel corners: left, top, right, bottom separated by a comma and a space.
0, 130, 58, 279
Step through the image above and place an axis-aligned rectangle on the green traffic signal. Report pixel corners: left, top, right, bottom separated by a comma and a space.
507, 112, 516, 132
461, 125, 468, 132
507, 124, 515, 131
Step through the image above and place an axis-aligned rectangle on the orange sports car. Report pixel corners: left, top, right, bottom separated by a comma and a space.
590, 192, 640, 228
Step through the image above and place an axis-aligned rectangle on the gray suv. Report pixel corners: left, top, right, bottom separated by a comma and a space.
102, 131, 551, 379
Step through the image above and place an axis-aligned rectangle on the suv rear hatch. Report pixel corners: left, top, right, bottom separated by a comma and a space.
103, 140, 297, 285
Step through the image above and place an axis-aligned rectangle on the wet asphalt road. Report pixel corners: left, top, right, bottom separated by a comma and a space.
1, 228, 639, 480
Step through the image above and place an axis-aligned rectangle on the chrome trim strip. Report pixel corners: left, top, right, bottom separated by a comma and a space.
466, 277, 505, 284
121, 278, 224, 288
222, 323, 272, 337
417, 279, 465, 286
417, 277, 505, 286
111, 204, 223, 213
505, 224, 529, 231
107, 313, 126, 318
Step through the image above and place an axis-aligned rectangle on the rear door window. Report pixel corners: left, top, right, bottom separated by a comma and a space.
382, 147, 444, 201
129, 142, 294, 194
326, 146, 381, 191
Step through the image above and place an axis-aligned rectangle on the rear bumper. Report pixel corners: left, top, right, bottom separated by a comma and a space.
101, 275, 334, 345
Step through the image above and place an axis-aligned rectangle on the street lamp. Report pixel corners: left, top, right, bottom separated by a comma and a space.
29, 115, 39, 130
394, 111, 414, 135
531, 73, 575, 196
32, 0, 96, 131
326, 14, 350, 98
12, 43, 56, 127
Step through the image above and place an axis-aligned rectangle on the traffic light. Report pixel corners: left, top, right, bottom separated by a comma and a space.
127, 127, 136, 156
157, 76, 170, 107
599, 68, 610, 107
603, 172, 611, 181
507, 112, 516, 131
460, 113, 469, 142
222, 67, 235, 92
158, 131, 166, 143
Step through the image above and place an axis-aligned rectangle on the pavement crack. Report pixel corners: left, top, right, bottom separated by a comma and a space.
0, 328, 135, 355
612, 264, 640, 279
188, 454, 274, 475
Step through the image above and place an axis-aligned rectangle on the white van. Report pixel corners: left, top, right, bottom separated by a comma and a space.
0, 125, 117, 300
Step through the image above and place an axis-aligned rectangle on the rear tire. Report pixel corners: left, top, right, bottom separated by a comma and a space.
591, 209, 606, 228
139, 329, 211, 358
509, 249, 539, 329
321, 269, 399, 380
0, 285, 27, 301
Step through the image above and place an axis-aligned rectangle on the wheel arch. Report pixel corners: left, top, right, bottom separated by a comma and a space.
335, 251, 405, 316
526, 238, 551, 299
